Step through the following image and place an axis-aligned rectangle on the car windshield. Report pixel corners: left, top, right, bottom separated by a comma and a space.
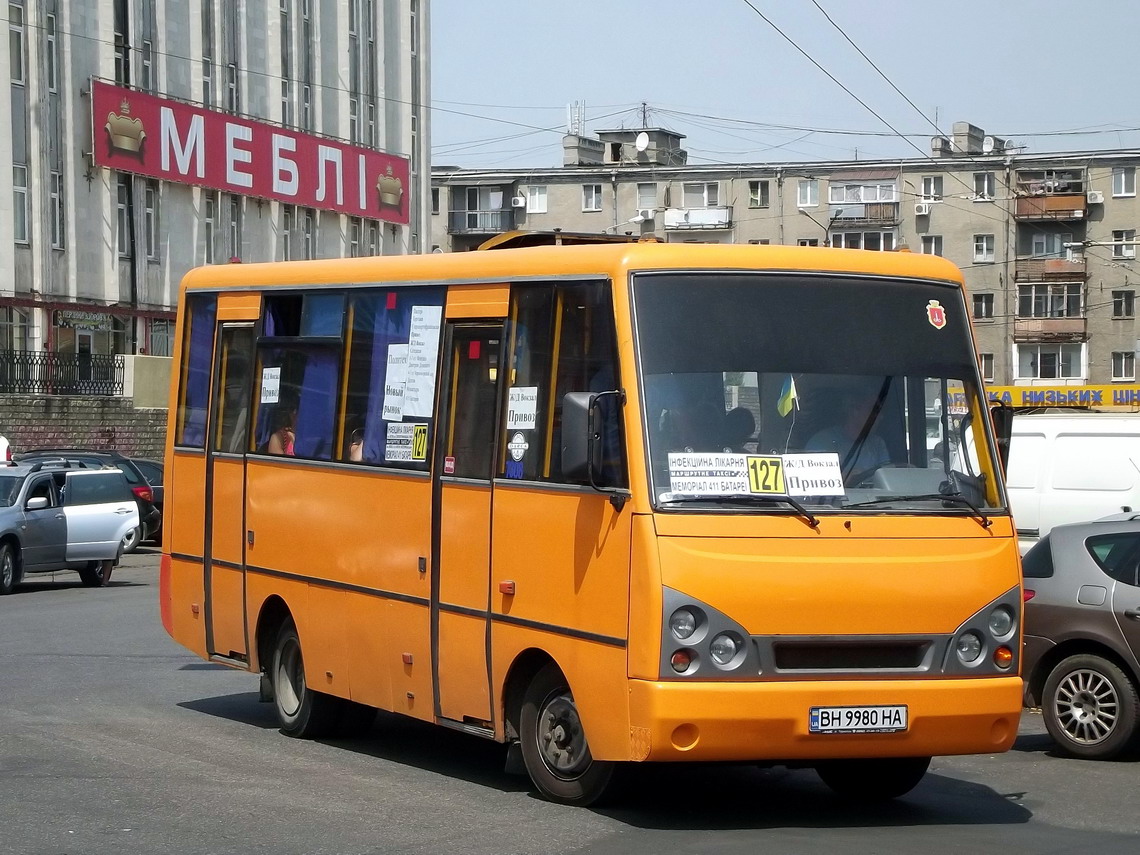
633, 271, 1006, 513
0, 475, 23, 507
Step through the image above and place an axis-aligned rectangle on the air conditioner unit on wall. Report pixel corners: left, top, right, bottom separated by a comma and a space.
914, 202, 931, 216
1087, 190, 1105, 205
637, 208, 655, 220
511, 196, 527, 208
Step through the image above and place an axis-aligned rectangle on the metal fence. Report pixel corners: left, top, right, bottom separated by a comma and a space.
0, 350, 125, 396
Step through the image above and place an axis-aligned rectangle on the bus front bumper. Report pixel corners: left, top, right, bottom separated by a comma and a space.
624, 676, 1022, 763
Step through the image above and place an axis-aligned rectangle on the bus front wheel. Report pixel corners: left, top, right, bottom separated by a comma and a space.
815, 756, 930, 801
270, 619, 344, 738
519, 664, 617, 806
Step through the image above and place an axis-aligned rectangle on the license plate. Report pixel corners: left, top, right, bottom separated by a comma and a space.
809, 705, 908, 734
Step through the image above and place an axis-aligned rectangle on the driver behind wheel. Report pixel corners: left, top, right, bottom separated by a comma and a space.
806, 387, 890, 484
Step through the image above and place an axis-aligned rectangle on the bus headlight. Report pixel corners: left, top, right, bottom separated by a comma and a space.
955, 631, 983, 664
669, 608, 699, 640
987, 605, 1015, 640
709, 632, 742, 667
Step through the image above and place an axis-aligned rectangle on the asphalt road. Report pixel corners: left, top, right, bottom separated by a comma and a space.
2, 550, 1139, 855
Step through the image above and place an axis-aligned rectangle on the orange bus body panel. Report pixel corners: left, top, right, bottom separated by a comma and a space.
444, 283, 509, 319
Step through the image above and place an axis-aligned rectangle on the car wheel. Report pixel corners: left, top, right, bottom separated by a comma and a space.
121, 526, 142, 554
518, 663, 617, 806
270, 619, 344, 738
1043, 654, 1140, 759
78, 559, 113, 588
815, 756, 931, 800
0, 543, 17, 595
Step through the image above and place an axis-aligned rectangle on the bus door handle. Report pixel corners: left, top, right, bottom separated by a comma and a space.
499, 580, 516, 596
247, 530, 255, 546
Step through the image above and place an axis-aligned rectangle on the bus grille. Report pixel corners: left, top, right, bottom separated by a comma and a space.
772, 641, 929, 671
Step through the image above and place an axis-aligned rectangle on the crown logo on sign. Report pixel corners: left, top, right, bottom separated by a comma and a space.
105, 98, 146, 155
377, 165, 403, 208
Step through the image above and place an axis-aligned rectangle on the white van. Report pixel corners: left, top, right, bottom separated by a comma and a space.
1005, 412, 1140, 553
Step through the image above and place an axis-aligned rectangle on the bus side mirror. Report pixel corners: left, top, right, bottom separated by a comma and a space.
561, 392, 597, 484
990, 402, 1013, 473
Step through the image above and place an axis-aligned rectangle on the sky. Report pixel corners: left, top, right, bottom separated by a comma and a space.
429, 0, 1140, 170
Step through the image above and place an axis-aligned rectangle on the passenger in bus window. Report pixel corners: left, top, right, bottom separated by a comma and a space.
267, 395, 298, 456
349, 428, 364, 462
722, 407, 756, 453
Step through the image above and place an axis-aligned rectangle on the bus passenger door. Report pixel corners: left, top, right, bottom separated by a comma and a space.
431, 323, 503, 725
204, 323, 256, 661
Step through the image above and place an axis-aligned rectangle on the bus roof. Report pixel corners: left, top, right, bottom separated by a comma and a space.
178, 243, 966, 295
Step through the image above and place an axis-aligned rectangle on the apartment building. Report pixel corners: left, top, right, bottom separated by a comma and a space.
1, 0, 429, 361
431, 122, 1140, 388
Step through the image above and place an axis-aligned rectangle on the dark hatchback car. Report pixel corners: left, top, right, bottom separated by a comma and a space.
1022, 517, 1140, 759
129, 458, 163, 538
15, 450, 160, 553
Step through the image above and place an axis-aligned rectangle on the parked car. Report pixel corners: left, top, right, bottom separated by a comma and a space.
1022, 516, 1140, 759
0, 460, 139, 593
14, 450, 160, 553
129, 458, 164, 543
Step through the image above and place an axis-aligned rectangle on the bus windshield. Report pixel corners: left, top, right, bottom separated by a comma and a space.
633, 271, 1004, 512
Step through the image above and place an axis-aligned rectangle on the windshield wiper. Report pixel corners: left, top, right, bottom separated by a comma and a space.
661, 495, 819, 529
843, 493, 992, 529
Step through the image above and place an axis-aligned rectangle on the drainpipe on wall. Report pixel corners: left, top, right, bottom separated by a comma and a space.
1003, 156, 1013, 384
776, 168, 785, 245
611, 170, 619, 232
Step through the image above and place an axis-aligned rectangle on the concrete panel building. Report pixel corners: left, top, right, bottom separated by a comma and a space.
1, 0, 429, 362
431, 122, 1140, 389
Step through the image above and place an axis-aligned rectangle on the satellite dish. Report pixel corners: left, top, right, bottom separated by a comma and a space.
982, 136, 995, 153
634, 131, 650, 152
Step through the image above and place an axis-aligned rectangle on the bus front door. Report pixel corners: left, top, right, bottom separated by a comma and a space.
204, 323, 256, 661
431, 323, 504, 725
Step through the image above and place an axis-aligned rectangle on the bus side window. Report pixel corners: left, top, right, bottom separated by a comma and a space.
175, 294, 218, 448
504, 280, 626, 488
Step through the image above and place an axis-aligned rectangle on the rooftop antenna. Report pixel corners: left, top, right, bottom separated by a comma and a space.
641, 101, 649, 127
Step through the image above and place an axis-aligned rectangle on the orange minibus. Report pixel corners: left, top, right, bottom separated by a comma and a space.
161, 243, 1022, 805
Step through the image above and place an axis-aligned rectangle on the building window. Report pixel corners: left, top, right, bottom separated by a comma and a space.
797, 179, 818, 208
1113, 229, 1136, 259
0, 306, 30, 350
748, 239, 771, 245
149, 319, 174, 357
228, 194, 242, 259
1031, 232, 1072, 258
1113, 166, 1136, 198
141, 39, 154, 90
979, 353, 995, 382
582, 184, 602, 212
920, 235, 943, 256
527, 185, 548, 214
1017, 284, 1082, 318
830, 231, 896, 251
682, 182, 719, 208
203, 192, 217, 263
45, 13, 57, 92
973, 293, 994, 320
302, 208, 314, 259
921, 176, 944, 201
144, 180, 159, 259
117, 176, 132, 257
367, 220, 380, 255
973, 172, 995, 200
226, 63, 239, 111
828, 182, 896, 204
797, 238, 819, 247
636, 182, 656, 211
9, 3, 25, 84
113, 0, 128, 84
1113, 290, 1135, 318
748, 180, 770, 208
1017, 343, 1083, 380
281, 204, 294, 260
349, 217, 362, 257
13, 164, 28, 244
973, 233, 995, 263
431, 187, 440, 215
1113, 351, 1136, 381
202, 0, 214, 106
50, 171, 65, 249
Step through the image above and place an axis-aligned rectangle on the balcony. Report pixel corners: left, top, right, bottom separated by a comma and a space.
1014, 193, 1087, 221
1014, 255, 1088, 282
447, 209, 515, 235
0, 350, 125, 396
1013, 317, 1088, 342
827, 202, 899, 226
663, 206, 732, 230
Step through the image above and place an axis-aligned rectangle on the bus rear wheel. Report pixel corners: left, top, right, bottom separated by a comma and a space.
815, 756, 930, 801
519, 664, 615, 806
270, 619, 344, 738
